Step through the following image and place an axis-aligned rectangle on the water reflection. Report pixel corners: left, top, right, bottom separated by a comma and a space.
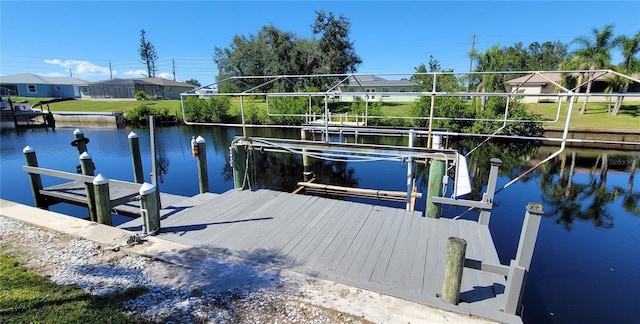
539, 151, 640, 230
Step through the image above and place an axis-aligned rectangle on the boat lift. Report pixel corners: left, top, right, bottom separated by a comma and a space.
179, 70, 640, 210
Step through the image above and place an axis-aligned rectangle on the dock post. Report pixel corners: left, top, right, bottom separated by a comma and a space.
79, 152, 97, 222
441, 237, 467, 305
301, 129, 313, 182
426, 135, 444, 218
23, 146, 46, 209
71, 128, 89, 156
128, 132, 144, 183
478, 158, 503, 226
139, 182, 160, 235
503, 260, 526, 314
93, 174, 112, 226
406, 129, 415, 211
503, 203, 543, 315
196, 135, 209, 193
232, 144, 248, 190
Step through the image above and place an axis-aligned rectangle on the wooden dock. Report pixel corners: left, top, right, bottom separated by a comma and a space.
118, 189, 520, 323
22, 151, 534, 323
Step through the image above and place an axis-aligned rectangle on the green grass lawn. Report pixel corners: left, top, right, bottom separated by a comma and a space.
13, 96, 182, 114
12, 96, 639, 131
527, 101, 639, 130
0, 244, 147, 323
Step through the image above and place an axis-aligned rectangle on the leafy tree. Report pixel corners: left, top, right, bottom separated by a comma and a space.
410, 58, 473, 130
138, 29, 158, 78
312, 10, 362, 75
611, 31, 640, 115
185, 79, 201, 87
570, 24, 616, 114
472, 41, 568, 109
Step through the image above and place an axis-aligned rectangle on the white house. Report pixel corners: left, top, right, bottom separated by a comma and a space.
505, 72, 640, 103
336, 75, 418, 102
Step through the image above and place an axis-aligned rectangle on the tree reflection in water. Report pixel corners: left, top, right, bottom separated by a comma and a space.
539, 151, 640, 231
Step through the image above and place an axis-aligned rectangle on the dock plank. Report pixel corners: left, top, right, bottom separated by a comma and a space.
113, 189, 521, 323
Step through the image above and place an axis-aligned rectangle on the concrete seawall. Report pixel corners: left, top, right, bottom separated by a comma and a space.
544, 127, 640, 150
53, 112, 123, 129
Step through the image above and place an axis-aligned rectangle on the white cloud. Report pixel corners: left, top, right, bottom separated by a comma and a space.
124, 70, 148, 77
157, 72, 173, 80
44, 59, 110, 77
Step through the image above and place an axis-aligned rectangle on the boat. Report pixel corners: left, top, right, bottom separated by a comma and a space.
1, 87, 55, 130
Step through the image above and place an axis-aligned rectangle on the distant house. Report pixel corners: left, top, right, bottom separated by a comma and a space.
80, 77, 196, 100
0, 73, 87, 98
336, 75, 417, 102
505, 72, 640, 103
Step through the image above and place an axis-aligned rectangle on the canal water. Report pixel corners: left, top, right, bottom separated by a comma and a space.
1, 126, 638, 324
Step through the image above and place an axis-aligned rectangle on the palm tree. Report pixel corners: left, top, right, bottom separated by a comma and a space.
571, 24, 616, 114
611, 31, 640, 115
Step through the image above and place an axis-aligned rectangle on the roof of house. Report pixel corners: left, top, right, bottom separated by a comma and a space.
0, 73, 88, 85
506, 72, 640, 86
342, 75, 414, 88
84, 77, 195, 88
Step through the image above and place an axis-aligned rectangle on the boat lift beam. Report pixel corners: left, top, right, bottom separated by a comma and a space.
233, 137, 460, 162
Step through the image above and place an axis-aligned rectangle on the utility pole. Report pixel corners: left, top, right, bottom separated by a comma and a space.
69, 69, 73, 77
467, 33, 476, 93
109, 61, 113, 79
172, 58, 176, 81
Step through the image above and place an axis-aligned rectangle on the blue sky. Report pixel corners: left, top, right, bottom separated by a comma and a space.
1, 1, 638, 86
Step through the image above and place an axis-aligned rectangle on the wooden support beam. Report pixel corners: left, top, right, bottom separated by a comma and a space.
296, 182, 422, 199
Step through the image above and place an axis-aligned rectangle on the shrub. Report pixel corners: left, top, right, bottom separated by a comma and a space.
124, 104, 178, 126
135, 91, 148, 101
183, 96, 232, 123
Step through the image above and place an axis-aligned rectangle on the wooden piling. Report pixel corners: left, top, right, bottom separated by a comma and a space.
23, 146, 46, 209
232, 144, 247, 190
139, 182, 160, 235
71, 128, 88, 156
128, 131, 144, 183
441, 237, 467, 305
196, 135, 209, 193
79, 152, 97, 222
426, 134, 444, 218
426, 159, 445, 218
301, 129, 312, 182
93, 174, 112, 225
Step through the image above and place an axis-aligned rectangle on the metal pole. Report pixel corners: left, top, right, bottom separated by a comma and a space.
128, 131, 144, 184
427, 74, 437, 149
240, 95, 247, 138
149, 115, 162, 209
406, 129, 415, 211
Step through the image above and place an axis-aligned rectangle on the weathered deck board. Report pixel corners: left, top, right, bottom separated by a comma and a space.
116, 189, 519, 323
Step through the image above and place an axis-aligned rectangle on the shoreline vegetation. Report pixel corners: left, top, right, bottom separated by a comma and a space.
13, 96, 640, 132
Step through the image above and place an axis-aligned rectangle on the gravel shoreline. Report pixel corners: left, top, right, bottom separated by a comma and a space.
0, 216, 370, 323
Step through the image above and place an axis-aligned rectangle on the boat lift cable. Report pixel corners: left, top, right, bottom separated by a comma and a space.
464, 95, 511, 158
